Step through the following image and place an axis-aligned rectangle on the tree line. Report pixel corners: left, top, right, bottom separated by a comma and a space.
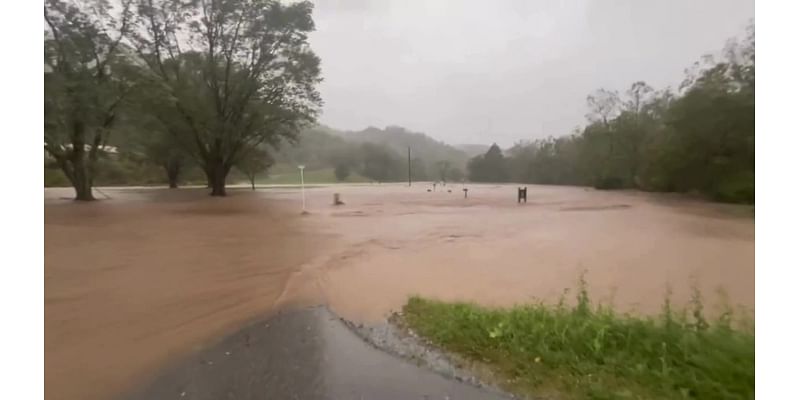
45, 0, 321, 200
468, 24, 754, 204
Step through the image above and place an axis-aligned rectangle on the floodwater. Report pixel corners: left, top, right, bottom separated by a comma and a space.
44, 184, 754, 400
45, 188, 334, 400
271, 183, 753, 322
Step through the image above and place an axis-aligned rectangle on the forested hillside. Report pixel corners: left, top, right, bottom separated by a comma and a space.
272, 125, 469, 183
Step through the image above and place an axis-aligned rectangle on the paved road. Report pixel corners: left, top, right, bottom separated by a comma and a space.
126, 307, 511, 400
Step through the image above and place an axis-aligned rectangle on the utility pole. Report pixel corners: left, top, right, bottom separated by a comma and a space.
408, 146, 411, 187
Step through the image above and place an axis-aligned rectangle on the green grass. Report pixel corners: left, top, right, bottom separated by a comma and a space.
401, 277, 754, 400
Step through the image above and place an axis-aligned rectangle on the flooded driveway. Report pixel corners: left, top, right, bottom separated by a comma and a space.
126, 306, 510, 400
44, 184, 754, 400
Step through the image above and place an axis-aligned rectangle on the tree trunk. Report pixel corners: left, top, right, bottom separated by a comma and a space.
165, 160, 181, 189
167, 170, 179, 188
70, 149, 95, 201
210, 161, 229, 196
45, 120, 99, 201
73, 168, 95, 201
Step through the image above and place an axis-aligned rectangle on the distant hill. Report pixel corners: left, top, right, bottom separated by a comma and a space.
336, 125, 470, 169
455, 144, 490, 157
270, 124, 472, 182
272, 125, 350, 168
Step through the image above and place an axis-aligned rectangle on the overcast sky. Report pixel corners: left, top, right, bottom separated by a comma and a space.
308, 0, 753, 147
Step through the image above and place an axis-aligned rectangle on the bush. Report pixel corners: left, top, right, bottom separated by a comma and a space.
711, 171, 754, 204
402, 278, 754, 400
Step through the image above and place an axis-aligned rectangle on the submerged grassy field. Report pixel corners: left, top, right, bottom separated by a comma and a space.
402, 278, 754, 400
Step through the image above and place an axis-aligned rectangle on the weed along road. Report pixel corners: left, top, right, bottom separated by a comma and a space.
44, 184, 753, 399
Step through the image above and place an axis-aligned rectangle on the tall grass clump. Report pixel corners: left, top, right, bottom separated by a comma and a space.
401, 276, 754, 400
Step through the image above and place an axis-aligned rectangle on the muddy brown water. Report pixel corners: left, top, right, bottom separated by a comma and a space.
44, 184, 754, 400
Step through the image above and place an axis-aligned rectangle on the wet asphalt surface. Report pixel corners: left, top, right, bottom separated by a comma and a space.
125, 307, 511, 400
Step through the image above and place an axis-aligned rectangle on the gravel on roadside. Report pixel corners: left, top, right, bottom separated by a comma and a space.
339, 310, 519, 399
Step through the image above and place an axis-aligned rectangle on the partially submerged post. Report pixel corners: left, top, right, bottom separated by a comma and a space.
517, 187, 527, 203
463, 188, 468, 198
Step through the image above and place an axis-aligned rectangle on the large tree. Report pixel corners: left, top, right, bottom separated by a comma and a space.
44, 0, 137, 200
130, 0, 322, 196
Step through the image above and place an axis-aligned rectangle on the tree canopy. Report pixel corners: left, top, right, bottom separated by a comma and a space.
129, 0, 322, 196
44, 0, 323, 199
44, 0, 138, 200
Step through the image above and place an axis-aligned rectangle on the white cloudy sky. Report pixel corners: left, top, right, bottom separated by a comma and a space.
308, 0, 753, 146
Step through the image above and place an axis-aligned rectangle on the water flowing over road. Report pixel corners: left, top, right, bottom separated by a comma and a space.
45, 184, 753, 399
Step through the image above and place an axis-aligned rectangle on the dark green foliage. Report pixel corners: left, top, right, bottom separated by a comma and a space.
467, 143, 509, 182
403, 279, 754, 400
467, 25, 754, 204
44, 0, 322, 197
130, 0, 323, 196
44, 0, 137, 200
